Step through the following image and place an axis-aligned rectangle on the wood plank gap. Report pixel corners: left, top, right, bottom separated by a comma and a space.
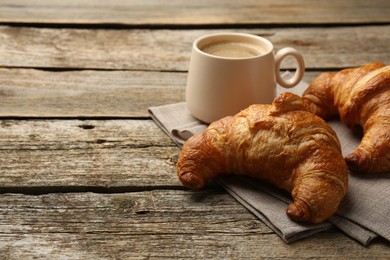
0, 65, 188, 73
0, 185, 197, 196
1, 21, 389, 30
0, 116, 151, 120
0, 65, 347, 74
0, 66, 347, 77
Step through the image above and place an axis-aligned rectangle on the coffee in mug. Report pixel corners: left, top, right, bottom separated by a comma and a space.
186, 32, 305, 123
201, 41, 265, 58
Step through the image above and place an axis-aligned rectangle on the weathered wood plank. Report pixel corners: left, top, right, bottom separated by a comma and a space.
0, 0, 389, 26
0, 26, 389, 71
0, 119, 182, 190
0, 69, 187, 117
0, 191, 388, 259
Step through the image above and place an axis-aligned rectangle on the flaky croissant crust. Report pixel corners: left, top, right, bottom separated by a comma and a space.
178, 93, 348, 224
303, 62, 390, 173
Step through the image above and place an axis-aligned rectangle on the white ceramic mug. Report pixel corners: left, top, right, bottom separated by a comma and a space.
186, 32, 305, 123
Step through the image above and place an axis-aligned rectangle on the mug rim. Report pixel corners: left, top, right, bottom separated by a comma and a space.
193, 32, 274, 60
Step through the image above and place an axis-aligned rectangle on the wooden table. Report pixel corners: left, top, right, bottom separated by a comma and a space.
0, 1, 389, 258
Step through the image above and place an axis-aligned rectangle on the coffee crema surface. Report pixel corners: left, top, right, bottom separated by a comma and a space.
201, 41, 264, 58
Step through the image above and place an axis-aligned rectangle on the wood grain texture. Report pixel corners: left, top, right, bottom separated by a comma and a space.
0, 0, 389, 26
0, 191, 389, 259
0, 68, 187, 117
0, 119, 182, 190
0, 26, 389, 71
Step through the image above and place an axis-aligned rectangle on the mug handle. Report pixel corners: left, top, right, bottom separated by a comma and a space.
274, 47, 305, 88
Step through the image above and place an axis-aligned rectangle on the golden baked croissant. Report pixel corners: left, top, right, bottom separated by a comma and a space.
302, 62, 390, 173
177, 93, 348, 224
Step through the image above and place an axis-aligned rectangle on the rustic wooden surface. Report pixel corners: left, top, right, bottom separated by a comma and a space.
0, 0, 389, 25
0, 26, 389, 71
0, 0, 390, 258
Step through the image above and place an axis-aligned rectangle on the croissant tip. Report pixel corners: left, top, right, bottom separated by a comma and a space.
179, 171, 205, 189
286, 202, 322, 223
286, 204, 304, 222
345, 150, 369, 172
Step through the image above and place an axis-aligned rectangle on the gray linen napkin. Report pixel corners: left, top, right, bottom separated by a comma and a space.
148, 81, 389, 245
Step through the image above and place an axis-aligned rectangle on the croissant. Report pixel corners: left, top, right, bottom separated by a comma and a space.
177, 93, 348, 224
302, 62, 390, 173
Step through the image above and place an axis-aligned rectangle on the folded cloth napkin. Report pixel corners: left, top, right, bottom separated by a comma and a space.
148, 81, 390, 245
